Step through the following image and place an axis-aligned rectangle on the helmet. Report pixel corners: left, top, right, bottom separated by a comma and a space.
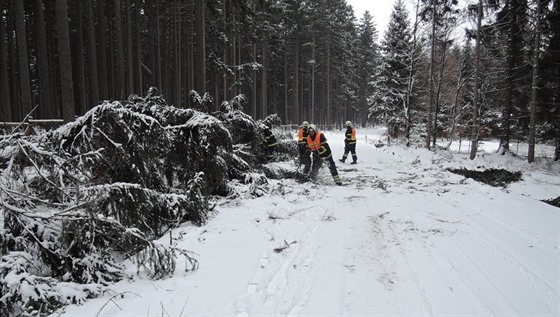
308, 124, 317, 132
346, 120, 352, 126
302, 120, 309, 127
259, 123, 268, 130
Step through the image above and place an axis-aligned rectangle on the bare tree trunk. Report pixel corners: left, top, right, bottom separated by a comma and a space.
56, 0, 75, 122
85, 0, 99, 109
15, 0, 32, 119
133, 0, 142, 95
114, 0, 125, 99
261, 39, 267, 119
284, 51, 288, 123
195, 0, 206, 98
156, 0, 162, 90
500, 0, 520, 154
35, 0, 53, 118
175, 1, 181, 107
74, 0, 87, 115
96, 0, 109, 100
294, 38, 299, 124
469, 0, 482, 160
224, 0, 234, 100
405, 0, 422, 147
0, 0, 11, 120
427, 0, 436, 150
310, 36, 315, 123
327, 42, 331, 127
528, 0, 542, 163
126, 0, 134, 95
251, 43, 256, 118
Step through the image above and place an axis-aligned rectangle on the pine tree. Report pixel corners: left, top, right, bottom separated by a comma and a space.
355, 11, 378, 126
376, 0, 413, 136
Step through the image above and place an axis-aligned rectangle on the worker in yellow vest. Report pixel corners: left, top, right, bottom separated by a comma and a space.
339, 120, 357, 164
260, 123, 278, 161
306, 124, 342, 185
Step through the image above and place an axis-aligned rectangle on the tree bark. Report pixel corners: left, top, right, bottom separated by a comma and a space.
73, 0, 87, 115
427, 0, 436, 150
85, 0, 99, 109
528, 0, 542, 163
260, 39, 267, 119
35, 0, 53, 118
56, 0, 75, 122
499, 0, 521, 154
96, 0, 108, 100
126, 0, 134, 95
294, 37, 299, 124
114, 0, 125, 99
15, 0, 32, 119
195, 0, 206, 99
469, 0, 482, 160
0, 0, 12, 120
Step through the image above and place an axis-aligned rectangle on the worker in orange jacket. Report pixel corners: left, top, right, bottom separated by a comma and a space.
297, 121, 311, 174
306, 124, 342, 185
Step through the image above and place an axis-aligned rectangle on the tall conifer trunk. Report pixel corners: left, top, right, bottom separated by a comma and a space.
15, 0, 32, 119
56, 0, 75, 122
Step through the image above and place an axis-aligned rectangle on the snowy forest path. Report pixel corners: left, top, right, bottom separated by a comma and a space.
52, 129, 560, 317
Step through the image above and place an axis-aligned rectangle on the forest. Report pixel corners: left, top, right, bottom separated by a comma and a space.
0, 0, 559, 159
0, 1, 559, 316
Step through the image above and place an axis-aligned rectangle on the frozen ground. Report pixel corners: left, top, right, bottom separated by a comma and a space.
53, 128, 560, 317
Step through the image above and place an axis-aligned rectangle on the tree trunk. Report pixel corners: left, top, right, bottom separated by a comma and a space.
15, 0, 32, 119
405, 0, 422, 147
85, 0, 99, 109
311, 36, 316, 123
114, 0, 125, 99
96, 0, 108, 100
35, 0, 53, 118
427, 0, 436, 150
294, 38, 299, 124
251, 43, 256, 118
56, 0, 75, 122
0, 0, 12, 120
284, 50, 288, 123
156, 0, 162, 90
195, 0, 206, 98
500, 0, 520, 154
327, 41, 331, 127
133, 0, 142, 95
148, 1, 157, 88
175, 1, 181, 107
469, 0, 482, 160
126, 0, 134, 95
261, 39, 267, 119
73, 0, 87, 115
528, 0, 542, 163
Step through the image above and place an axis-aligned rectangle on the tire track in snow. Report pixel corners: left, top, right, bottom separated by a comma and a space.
232, 223, 320, 316
447, 201, 559, 315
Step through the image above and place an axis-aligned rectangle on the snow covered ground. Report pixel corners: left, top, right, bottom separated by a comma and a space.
53, 128, 559, 317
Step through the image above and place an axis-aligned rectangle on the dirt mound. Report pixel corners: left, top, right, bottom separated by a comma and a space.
542, 196, 560, 208
448, 168, 522, 187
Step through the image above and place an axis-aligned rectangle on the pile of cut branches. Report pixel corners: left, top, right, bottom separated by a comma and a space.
0, 88, 295, 316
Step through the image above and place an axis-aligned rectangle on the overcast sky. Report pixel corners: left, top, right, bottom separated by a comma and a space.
346, 0, 399, 36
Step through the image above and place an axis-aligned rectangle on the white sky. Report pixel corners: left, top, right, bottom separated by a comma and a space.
56, 128, 559, 317
346, 0, 399, 36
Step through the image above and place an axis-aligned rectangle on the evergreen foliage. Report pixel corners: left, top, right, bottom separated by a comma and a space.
0, 88, 295, 316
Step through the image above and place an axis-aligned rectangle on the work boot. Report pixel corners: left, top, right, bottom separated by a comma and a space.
351, 161, 357, 165
338, 159, 345, 163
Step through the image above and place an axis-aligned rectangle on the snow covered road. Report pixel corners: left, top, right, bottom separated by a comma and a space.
54, 128, 560, 317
